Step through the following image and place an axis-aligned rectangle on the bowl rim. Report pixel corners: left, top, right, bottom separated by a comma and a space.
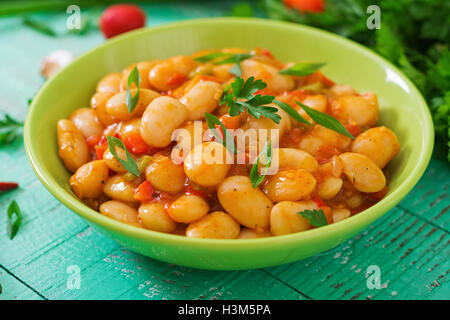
24, 17, 434, 249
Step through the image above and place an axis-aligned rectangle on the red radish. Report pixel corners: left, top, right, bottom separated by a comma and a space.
100, 4, 146, 39
283, 0, 325, 13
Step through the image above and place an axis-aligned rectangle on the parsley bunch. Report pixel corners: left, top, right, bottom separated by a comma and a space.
263, 0, 450, 161
220, 76, 281, 123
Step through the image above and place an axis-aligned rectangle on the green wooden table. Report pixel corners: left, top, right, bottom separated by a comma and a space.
0, 1, 449, 300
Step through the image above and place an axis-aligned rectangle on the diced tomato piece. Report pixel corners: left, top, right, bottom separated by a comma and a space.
313, 195, 326, 208
288, 128, 303, 144
285, 89, 308, 100
344, 123, 361, 137
113, 132, 121, 139
283, 0, 325, 13
86, 135, 102, 150
198, 75, 224, 83
219, 114, 240, 130
316, 145, 341, 164
134, 180, 156, 203
320, 74, 335, 87
184, 185, 208, 199
367, 186, 389, 200
166, 72, 188, 86
253, 89, 274, 96
123, 132, 152, 154
95, 144, 108, 160
261, 48, 274, 59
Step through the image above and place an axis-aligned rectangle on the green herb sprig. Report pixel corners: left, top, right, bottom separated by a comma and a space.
0, 114, 24, 145
295, 101, 355, 139
298, 209, 328, 227
106, 136, 139, 176
250, 139, 273, 188
279, 62, 326, 76
7, 200, 22, 239
221, 76, 281, 124
204, 112, 236, 154
22, 16, 57, 36
194, 53, 252, 76
126, 66, 141, 113
274, 100, 312, 125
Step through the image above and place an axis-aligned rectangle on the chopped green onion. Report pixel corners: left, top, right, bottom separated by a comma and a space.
204, 112, 236, 154
274, 100, 312, 125
279, 62, 326, 76
126, 66, 141, 113
295, 101, 355, 139
106, 136, 139, 176
7, 200, 22, 239
250, 139, 273, 188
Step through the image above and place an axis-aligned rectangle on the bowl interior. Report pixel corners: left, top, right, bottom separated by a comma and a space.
25, 18, 433, 270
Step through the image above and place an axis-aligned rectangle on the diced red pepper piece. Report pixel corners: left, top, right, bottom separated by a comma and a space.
123, 132, 152, 154
261, 48, 274, 59
253, 89, 275, 96
219, 114, 240, 130
0, 182, 19, 191
166, 72, 188, 86
134, 180, 156, 203
316, 145, 341, 164
285, 89, 308, 100
86, 135, 102, 151
95, 144, 108, 160
344, 123, 361, 137
184, 185, 208, 199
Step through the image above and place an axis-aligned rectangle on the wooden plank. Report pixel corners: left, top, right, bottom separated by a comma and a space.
10, 228, 305, 300
265, 207, 449, 300
398, 156, 450, 231
0, 266, 43, 300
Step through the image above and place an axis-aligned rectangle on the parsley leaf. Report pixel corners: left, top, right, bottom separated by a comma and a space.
126, 66, 141, 113
250, 139, 273, 188
106, 136, 139, 176
204, 112, 236, 154
298, 209, 328, 227
7, 200, 22, 240
0, 114, 24, 145
221, 77, 281, 124
295, 101, 355, 139
279, 62, 326, 76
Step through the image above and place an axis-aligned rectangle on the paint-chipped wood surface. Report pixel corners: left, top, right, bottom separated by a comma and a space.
0, 2, 449, 300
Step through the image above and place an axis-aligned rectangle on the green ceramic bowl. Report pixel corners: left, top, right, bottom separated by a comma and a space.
24, 18, 434, 270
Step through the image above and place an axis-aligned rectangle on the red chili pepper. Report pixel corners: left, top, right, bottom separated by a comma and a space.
0, 182, 19, 191
166, 72, 188, 86
134, 180, 156, 203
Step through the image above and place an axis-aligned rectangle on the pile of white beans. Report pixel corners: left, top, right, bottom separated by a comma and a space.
57, 48, 400, 239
